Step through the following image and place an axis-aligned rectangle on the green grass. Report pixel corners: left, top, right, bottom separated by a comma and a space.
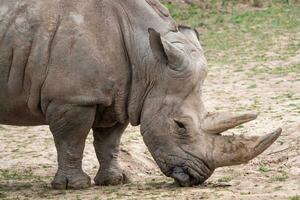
0, 169, 44, 182
161, 1, 300, 75
217, 176, 234, 182
248, 64, 300, 76
290, 195, 300, 200
0, 126, 5, 132
258, 166, 272, 173
0, 192, 7, 199
270, 172, 289, 182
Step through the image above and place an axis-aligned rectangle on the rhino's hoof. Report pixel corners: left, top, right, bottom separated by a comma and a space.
94, 168, 130, 186
51, 170, 91, 190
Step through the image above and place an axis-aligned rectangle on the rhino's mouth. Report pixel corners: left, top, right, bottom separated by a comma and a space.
169, 166, 207, 187
162, 153, 214, 187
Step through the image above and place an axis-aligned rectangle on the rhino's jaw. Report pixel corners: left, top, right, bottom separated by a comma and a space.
142, 130, 214, 187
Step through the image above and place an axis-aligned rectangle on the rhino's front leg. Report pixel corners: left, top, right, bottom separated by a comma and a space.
93, 122, 129, 186
46, 102, 96, 189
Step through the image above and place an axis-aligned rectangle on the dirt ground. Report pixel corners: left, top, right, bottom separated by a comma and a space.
1, 2, 300, 200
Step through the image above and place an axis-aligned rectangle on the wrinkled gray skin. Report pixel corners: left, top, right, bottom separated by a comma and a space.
0, 0, 282, 189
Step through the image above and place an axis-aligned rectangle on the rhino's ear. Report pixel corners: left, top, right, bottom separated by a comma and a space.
148, 28, 186, 71
178, 25, 199, 41
148, 28, 168, 64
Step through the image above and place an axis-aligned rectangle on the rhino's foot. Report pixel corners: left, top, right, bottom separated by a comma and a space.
51, 170, 91, 190
94, 167, 130, 186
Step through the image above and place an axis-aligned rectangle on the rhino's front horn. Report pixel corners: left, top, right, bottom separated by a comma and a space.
201, 112, 258, 134
212, 128, 282, 168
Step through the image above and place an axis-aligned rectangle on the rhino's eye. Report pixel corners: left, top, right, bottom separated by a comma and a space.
174, 120, 187, 134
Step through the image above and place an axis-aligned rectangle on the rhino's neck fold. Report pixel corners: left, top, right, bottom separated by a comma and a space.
114, 0, 177, 126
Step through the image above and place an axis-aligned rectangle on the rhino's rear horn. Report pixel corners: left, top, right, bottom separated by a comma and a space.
201, 112, 258, 134
212, 128, 282, 168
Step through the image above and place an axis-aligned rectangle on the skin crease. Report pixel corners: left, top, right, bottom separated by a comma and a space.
0, 0, 281, 189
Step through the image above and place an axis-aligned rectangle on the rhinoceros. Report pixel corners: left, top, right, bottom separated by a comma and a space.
0, 0, 281, 189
